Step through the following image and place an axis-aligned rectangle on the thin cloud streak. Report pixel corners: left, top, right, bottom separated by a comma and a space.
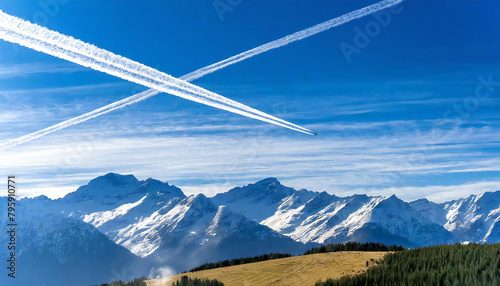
0, 62, 87, 78
0, 82, 125, 97
1, 121, 498, 201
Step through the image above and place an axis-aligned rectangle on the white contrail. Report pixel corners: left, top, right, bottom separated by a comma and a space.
0, 0, 402, 149
0, 10, 316, 149
182, 0, 403, 82
0, 14, 315, 135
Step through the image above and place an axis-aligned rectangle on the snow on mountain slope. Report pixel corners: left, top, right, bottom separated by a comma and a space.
213, 180, 455, 247
211, 177, 317, 222
60, 173, 143, 207
262, 191, 338, 234
408, 198, 449, 225
263, 193, 368, 241
84, 194, 148, 228
352, 195, 455, 246
444, 191, 500, 242
412, 191, 500, 242
32, 174, 310, 271
59, 173, 185, 213
123, 193, 311, 271
4, 173, 498, 282
54, 173, 188, 257
294, 194, 451, 246
0, 197, 147, 286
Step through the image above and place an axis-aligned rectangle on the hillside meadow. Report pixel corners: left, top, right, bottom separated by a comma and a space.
146, 251, 387, 286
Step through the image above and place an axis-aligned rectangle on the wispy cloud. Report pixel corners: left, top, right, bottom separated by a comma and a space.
365, 181, 500, 203
0, 82, 125, 97
1, 116, 498, 201
0, 62, 88, 78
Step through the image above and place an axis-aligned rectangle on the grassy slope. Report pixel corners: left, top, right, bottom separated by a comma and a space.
146, 251, 387, 286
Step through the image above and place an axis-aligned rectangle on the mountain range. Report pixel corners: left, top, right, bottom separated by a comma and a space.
1, 173, 499, 285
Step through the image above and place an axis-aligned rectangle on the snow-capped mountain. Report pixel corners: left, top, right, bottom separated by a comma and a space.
410, 191, 500, 243
57, 173, 188, 258
3, 173, 499, 285
26, 174, 310, 272
211, 177, 317, 222
137, 193, 311, 271
0, 196, 147, 286
213, 179, 455, 247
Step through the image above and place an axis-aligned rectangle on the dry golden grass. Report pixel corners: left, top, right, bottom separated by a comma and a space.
146, 251, 387, 286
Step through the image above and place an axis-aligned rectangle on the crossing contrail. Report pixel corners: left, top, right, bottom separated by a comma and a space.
0, 10, 316, 150
0, 0, 402, 149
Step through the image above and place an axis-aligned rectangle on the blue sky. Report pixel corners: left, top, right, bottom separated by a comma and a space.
0, 0, 499, 202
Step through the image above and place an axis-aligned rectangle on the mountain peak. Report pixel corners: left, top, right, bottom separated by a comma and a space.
31, 195, 50, 201
186, 193, 210, 206
183, 193, 218, 213
412, 198, 430, 203
255, 177, 280, 186
193, 193, 208, 200
477, 190, 500, 200
386, 194, 400, 201
96, 173, 139, 185
226, 177, 296, 199
372, 194, 405, 210
81, 173, 141, 191
60, 173, 141, 204
83, 173, 140, 190
467, 190, 500, 211
139, 178, 185, 198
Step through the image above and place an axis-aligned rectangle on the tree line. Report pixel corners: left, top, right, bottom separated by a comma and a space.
316, 243, 500, 286
171, 275, 224, 286
189, 242, 404, 273
91, 276, 147, 286
189, 253, 292, 272
304, 241, 405, 255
